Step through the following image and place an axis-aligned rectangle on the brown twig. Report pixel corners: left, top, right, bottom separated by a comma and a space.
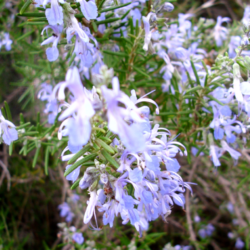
185, 157, 200, 249
58, 164, 72, 203
0, 87, 25, 109
218, 175, 247, 229
211, 240, 221, 250
0, 159, 11, 191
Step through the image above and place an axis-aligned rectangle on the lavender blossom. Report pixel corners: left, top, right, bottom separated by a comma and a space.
57, 67, 95, 151
198, 224, 215, 238
0, 111, 18, 145
58, 202, 74, 222
77, 0, 98, 21
0, 33, 12, 51
45, 0, 64, 26
242, 6, 250, 29
72, 232, 84, 244
38, 83, 59, 124
101, 77, 146, 152
228, 36, 241, 58
235, 238, 245, 249
142, 13, 157, 51
213, 16, 230, 47
41, 25, 62, 61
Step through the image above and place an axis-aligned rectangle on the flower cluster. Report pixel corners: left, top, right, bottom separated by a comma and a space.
42, 66, 192, 236
198, 223, 215, 239
57, 223, 84, 245
140, 4, 250, 168
58, 194, 85, 245
16, 0, 249, 245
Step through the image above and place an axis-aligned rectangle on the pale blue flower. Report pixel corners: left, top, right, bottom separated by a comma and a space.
37, 83, 59, 124
242, 6, 250, 28
0, 111, 18, 145
57, 67, 95, 151
45, 0, 64, 26
101, 77, 146, 152
213, 16, 230, 47
0, 33, 12, 51
84, 190, 98, 224
227, 202, 234, 214
66, 15, 89, 43
235, 238, 244, 249
210, 145, 221, 167
142, 13, 157, 51
65, 165, 80, 183
41, 25, 62, 61
72, 232, 84, 244
178, 13, 193, 37
77, 0, 98, 21
58, 202, 74, 222
198, 224, 215, 238
228, 36, 241, 58
162, 2, 174, 12
129, 168, 142, 183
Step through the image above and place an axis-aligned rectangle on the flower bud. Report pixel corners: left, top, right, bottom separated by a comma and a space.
100, 173, 108, 184
79, 167, 99, 189
92, 65, 114, 87
161, 2, 174, 12
89, 179, 99, 191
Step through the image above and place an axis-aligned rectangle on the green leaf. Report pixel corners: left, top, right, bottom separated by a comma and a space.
64, 154, 97, 177
40, 124, 56, 138
1, 107, 6, 119
75, 14, 84, 18
98, 0, 106, 10
18, 12, 46, 17
121, 9, 130, 20
18, 21, 47, 27
70, 179, 80, 190
207, 95, 224, 106
195, 145, 206, 157
28, 17, 48, 22
93, 127, 106, 134
101, 149, 119, 169
135, 19, 139, 35
32, 146, 41, 168
20, 113, 25, 124
9, 143, 13, 156
103, 50, 129, 57
191, 60, 201, 85
19, 0, 33, 14
237, 174, 250, 189
100, 2, 131, 12
133, 66, 151, 79
96, 138, 115, 154
98, 136, 112, 144
185, 85, 203, 94
16, 31, 34, 42
183, 95, 198, 100
4, 101, 12, 122
157, 112, 176, 116
44, 146, 50, 175
96, 17, 120, 25
23, 131, 39, 136
92, 21, 98, 32
69, 53, 76, 66
67, 145, 91, 164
